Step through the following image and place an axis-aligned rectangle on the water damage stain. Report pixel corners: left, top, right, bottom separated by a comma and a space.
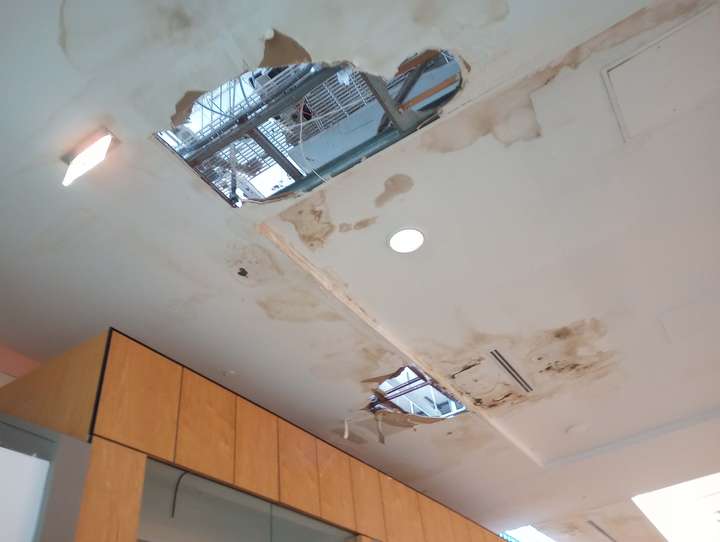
260, 29, 311, 68
256, 288, 342, 322
280, 191, 336, 250
420, 0, 705, 151
375, 174, 414, 207
338, 217, 378, 233
422, 318, 616, 412
225, 243, 283, 286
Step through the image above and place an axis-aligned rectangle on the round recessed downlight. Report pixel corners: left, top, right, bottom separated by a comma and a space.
389, 228, 424, 253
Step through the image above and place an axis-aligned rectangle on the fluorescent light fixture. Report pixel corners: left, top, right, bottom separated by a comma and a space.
62, 132, 113, 187
505, 526, 557, 542
633, 471, 720, 542
389, 228, 424, 253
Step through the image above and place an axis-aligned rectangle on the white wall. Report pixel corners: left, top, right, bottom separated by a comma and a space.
0, 446, 49, 542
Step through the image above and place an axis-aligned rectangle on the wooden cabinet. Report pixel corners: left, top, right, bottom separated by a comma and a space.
350, 458, 387, 541
74, 437, 147, 542
235, 397, 279, 501
380, 474, 426, 542
419, 495, 455, 542
469, 522, 497, 542
175, 369, 235, 483
94, 332, 182, 461
317, 441, 356, 531
278, 419, 320, 516
449, 512, 472, 542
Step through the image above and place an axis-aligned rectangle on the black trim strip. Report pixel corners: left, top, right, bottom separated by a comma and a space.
87, 328, 113, 443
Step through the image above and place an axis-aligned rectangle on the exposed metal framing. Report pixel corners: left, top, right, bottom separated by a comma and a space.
490, 350, 534, 393
185, 65, 344, 167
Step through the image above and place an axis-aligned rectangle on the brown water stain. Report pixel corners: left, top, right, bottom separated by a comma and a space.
338, 217, 378, 233
421, 318, 616, 412
256, 288, 342, 322
260, 29, 311, 68
375, 174, 414, 207
225, 243, 283, 286
279, 191, 336, 250
420, 0, 705, 151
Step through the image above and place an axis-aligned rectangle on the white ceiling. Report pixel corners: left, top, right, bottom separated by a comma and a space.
1, 1, 719, 539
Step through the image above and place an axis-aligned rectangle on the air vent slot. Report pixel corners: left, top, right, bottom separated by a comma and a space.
490, 350, 533, 393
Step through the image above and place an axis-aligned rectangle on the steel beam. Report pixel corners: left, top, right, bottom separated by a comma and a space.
361, 74, 420, 132
247, 128, 304, 181
186, 65, 344, 167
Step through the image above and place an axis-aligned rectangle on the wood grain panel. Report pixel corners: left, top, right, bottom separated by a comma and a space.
74, 437, 146, 542
278, 419, 320, 516
176, 369, 235, 483
94, 332, 182, 460
379, 474, 426, 542
235, 397, 279, 500
419, 494, 455, 542
350, 458, 387, 541
469, 522, 497, 542
0, 333, 106, 440
449, 512, 472, 542
317, 441, 356, 530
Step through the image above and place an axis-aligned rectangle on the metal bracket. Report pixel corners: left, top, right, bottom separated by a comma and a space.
361, 74, 422, 132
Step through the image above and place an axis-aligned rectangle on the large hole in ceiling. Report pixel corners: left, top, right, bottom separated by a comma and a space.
156, 50, 462, 206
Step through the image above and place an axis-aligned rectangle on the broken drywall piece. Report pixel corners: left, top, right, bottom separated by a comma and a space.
259, 29, 312, 68
171, 90, 206, 127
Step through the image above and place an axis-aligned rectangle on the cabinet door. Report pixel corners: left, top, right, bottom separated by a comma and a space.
469, 522, 496, 542
94, 332, 182, 461
419, 495, 455, 542
449, 512, 472, 542
350, 459, 387, 541
380, 474, 426, 542
74, 437, 146, 542
278, 419, 320, 516
317, 441, 356, 531
235, 397, 279, 501
176, 370, 235, 483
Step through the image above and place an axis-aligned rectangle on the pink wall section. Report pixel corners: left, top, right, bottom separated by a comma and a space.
0, 342, 40, 377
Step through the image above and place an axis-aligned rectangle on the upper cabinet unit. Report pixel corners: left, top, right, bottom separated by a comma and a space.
175, 369, 236, 484
94, 332, 182, 461
350, 458, 387, 542
317, 440, 356, 531
235, 396, 279, 501
278, 419, 321, 517
380, 474, 426, 542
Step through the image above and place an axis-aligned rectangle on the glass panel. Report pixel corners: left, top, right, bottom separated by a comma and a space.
138, 460, 354, 542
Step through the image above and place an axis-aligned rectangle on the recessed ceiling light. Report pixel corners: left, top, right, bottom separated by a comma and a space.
388, 228, 424, 253
61, 131, 114, 187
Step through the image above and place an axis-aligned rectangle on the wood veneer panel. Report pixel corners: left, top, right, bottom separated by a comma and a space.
278, 419, 320, 516
235, 396, 279, 500
350, 458, 387, 541
94, 332, 181, 460
317, 440, 356, 530
176, 369, 235, 483
419, 494, 455, 542
380, 474, 426, 542
74, 437, 146, 542
0, 333, 106, 440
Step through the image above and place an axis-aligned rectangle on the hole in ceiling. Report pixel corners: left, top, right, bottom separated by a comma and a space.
156, 50, 463, 207
368, 366, 467, 420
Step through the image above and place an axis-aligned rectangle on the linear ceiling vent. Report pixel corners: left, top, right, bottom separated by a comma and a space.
368, 366, 467, 420
156, 50, 462, 206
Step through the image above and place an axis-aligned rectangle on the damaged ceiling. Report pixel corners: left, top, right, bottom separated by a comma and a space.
1, 0, 720, 539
